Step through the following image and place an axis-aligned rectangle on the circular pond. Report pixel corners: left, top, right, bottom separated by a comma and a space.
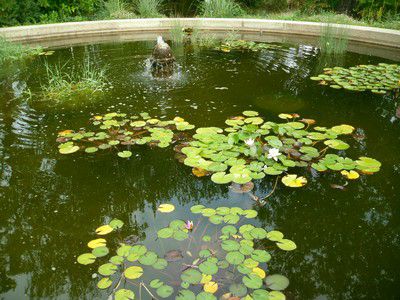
0, 33, 399, 300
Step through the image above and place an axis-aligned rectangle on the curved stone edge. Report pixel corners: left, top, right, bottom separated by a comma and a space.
0, 18, 399, 49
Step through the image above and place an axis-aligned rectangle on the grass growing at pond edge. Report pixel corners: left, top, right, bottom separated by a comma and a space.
41, 60, 107, 102
318, 24, 348, 56
0, 38, 42, 64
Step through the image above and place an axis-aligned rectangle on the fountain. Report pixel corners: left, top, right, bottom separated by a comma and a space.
150, 36, 175, 78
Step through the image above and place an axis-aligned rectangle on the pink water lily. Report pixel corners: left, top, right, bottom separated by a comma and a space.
185, 220, 194, 230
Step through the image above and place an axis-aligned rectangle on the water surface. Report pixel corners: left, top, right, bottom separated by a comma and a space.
0, 38, 399, 300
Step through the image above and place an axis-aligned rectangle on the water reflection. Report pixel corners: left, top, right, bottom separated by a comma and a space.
0, 40, 399, 299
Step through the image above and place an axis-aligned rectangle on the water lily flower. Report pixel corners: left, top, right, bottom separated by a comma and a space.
185, 220, 194, 231
244, 138, 255, 147
267, 148, 281, 161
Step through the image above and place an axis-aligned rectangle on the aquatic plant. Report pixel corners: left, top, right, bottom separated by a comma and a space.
77, 204, 294, 299
169, 22, 187, 44
311, 63, 400, 94
318, 24, 348, 56
177, 111, 381, 188
217, 39, 282, 53
0, 37, 43, 64
57, 112, 194, 156
193, 32, 219, 48
199, 0, 244, 18
41, 60, 107, 102
57, 111, 381, 193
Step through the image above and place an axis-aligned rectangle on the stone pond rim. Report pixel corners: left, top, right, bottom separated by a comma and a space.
0, 18, 399, 49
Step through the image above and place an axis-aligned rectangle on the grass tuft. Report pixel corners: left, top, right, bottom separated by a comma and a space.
0, 38, 42, 64
104, 0, 136, 19
199, 0, 244, 18
41, 60, 107, 102
134, 0, 164, 18
318, 24, 348, 56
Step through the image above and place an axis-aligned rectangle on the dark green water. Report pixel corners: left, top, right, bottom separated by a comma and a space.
0, 39, 399, 300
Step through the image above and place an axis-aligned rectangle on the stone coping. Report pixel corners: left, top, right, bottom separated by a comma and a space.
0, 18, 399, 49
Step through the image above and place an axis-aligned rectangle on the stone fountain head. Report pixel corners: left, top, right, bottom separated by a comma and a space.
150, 36, 175, 78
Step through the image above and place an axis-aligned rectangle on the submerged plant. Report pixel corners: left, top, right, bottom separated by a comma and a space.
77, 204, 294, 299
311, 63, 400, 94
57, 112, 194, 156
41, 60, 107, 102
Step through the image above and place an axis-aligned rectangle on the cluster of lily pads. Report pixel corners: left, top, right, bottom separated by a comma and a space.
217, 40, 282, 53
178, 111, 381, 186
57, 111, 381, 189
57, 112, 194, 157
310, 63, 400, 94
77, 204, 295, 299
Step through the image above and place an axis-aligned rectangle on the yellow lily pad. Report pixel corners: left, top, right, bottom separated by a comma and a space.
281, 174, 307, 188
204, 281, 218, 294
341, 170, 360, 180
95, 225, 113, 235
87, 238, 107, 249
252, 267, 266, 279
157, 203, 175, 213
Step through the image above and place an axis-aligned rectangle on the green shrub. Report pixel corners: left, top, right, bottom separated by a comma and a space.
134, 0, 164, 17
199, 0, 244, 18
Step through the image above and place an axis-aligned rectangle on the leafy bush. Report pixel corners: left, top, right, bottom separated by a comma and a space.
199, 0, 245, 18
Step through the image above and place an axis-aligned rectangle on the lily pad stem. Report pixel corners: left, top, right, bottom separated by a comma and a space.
140, 282, 160, 300
259, 176, 280, 202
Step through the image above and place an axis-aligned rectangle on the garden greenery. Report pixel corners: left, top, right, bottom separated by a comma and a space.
77, 204, 295, 299
57, 111, 381, 189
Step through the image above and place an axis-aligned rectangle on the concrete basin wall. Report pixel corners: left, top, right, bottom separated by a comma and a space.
0, 18, 399, 49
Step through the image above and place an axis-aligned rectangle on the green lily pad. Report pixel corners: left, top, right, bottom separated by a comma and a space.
265, 274, 290, 291
138, 251, 158, 265
115, 289, 135, 300
181, 269, 202, 284
156, 285, 174, 298
97, 277, 112, 289
98, 263, 117, 276
77, 253, 96, 265
243, 273, 263, 289
124, 266, 143, 279
226, 251, 245, 265
229, 283, 247, 297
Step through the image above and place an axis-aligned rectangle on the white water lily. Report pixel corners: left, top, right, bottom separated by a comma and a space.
244, 138, 255, 147
267, 148, 281, 161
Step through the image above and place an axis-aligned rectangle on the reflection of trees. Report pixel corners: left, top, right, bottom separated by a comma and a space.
255, 166, 400, 299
